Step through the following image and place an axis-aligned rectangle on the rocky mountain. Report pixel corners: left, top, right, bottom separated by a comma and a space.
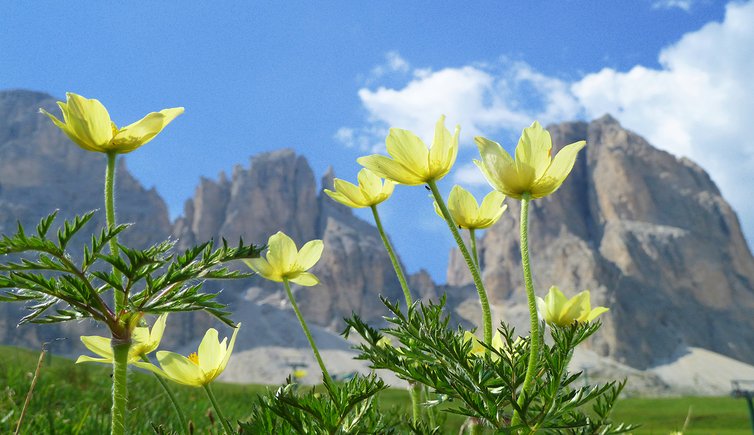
447, 115, 754, 369
2, 89, 754, 382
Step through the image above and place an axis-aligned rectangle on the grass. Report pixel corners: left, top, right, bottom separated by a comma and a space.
1, 345, 752, 434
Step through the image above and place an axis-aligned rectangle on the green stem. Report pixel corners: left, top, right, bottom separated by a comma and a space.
371, 205, 412, 308
409, 382, 422, 424
511, 194, 540, 431
372, 203, 422, 425
203, 384, 233, 435
283, 279, 333, 384
469, 228, 479, 268
425, 385, 436, 429
111, 340, 130, 435
143, 356, 188, 434
428, 181, 492, 347
105, 151, 124, 312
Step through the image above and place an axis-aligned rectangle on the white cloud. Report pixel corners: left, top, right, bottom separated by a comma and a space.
572, 0, 754, 243
652, 0, 695, 11
353, 61, 579, 147
367, 51, 411, 82
343, 1, 754, 244
452, 162, 488, 187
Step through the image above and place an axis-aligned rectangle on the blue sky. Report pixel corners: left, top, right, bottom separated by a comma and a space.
2, 1, 751, 281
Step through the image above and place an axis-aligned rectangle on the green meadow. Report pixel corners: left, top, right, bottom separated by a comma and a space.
1, 345, 750, 434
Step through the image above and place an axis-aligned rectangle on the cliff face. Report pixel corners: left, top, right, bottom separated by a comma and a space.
174, 150, 406, 328
447, 115, 754, 369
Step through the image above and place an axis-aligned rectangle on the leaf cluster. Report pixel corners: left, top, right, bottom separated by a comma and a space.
241, 374, 405, 434
343, 297, 637, 433
0, 211, 262, 329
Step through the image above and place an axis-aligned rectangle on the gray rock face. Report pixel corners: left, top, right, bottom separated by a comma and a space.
446, 115, 754, 369
175, 150, 405, 328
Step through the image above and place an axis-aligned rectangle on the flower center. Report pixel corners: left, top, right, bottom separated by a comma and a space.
188, 352, 200, 365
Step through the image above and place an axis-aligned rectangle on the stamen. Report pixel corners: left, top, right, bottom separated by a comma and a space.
188, 352, 199, 365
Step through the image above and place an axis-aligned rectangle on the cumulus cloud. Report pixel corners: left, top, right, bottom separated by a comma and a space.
339, 60, 580, 149
572, 0, 754, 243
652, 0, 695, 11
341, 1, 754, 244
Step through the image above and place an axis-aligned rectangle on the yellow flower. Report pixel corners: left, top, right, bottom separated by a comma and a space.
292, 369, 308, 380
244, 232, 323, 286
156, 324, 241, 387
357, 115, 459, 185
40, 92, 183, 154
323, 168, 395, 208
463, 331, 505, 360
536, 286, 609, 327
433, 185, 507, 230
474, 121, 585, 199
76, 313, 168, 367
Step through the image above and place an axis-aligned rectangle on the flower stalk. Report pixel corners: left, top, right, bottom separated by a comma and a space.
428, 180, 492, 347
469, 228, 479, 267
204, 384, 234, 435
371, 205, 412, 307
512, 194, 539, 430
104, 151, 124, 312
284, 278, 333, 384
111, 339, 130, 435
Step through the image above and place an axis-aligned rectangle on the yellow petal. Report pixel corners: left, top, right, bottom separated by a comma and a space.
357, 168, 383, 198
333, 178, 368, 207
531, 140, 586, 198
297, 239, 323, 271
386, 127, 429, 178
514, 121, 552, 187
474, 137, 523, 198
267, 232, 297, 275
477, 191, 507, 229
131, 327, 150, 344
80, 335, 114, 360
40, 107, 97, 152
244, 258, 280, 281
358, 155, 426, 185
324, 188, 362, 209
585, 306, 609, 322
197, 328, 223, 374
289, 272, 320, 287
76, 355, 111, 364
218, 323, 241, 374
111, 107, 184, 153
157, 351, 205, 387
64, 93, 114, 149
149, 313, 168, 347
447, 185, 479, 229
428, 117, 459, 180
559, 291, 590, 326
132, 360, 166, 376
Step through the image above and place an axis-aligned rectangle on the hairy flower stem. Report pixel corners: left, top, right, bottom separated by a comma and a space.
204, 384, 233, 435
469, 229, 479, 267
428, 181, 492, 347
142, 356, 188, 433
371, 205, 423, 423
511, 194, 540, 431
283, 279, 333, 384
111, 340, 130, 435
105, 151, 123, 312
409, 382, 422, 424
371, 205, 412, 307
